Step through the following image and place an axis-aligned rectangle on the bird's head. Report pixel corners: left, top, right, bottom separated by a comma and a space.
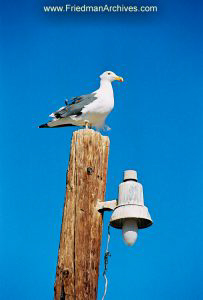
100, 71, 124, 83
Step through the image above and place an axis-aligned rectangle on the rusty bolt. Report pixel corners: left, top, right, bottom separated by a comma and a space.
63, 269, 69, 278
87, 167, 94, 175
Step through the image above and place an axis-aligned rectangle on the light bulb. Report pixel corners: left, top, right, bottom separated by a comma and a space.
122, 219, 138, 246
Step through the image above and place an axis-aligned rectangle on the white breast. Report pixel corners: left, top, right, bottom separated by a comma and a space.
75, 79, 115, 128
84, 80, 114, 115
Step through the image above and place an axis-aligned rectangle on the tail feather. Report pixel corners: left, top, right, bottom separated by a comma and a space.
38, 122, 75, 128
38, 123, 49, 128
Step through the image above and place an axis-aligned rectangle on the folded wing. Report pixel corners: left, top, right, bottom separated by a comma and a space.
50, 93, 97, 119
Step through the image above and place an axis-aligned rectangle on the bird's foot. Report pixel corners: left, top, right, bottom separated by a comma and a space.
103, 125, 111, 131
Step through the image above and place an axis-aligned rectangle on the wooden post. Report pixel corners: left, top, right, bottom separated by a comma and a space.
54, 129, 110, 300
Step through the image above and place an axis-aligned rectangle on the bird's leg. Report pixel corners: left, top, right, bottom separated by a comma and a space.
84, 120, 89, 129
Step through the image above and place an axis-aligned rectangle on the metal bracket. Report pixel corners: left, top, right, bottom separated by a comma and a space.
97, 200, 117, 212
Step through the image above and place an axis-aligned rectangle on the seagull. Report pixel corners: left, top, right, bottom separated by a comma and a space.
39, 71, 123, 129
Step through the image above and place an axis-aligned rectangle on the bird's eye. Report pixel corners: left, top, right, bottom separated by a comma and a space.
108, 72, 111, 75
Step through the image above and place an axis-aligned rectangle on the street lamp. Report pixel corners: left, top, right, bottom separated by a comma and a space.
97, 170, 153, 246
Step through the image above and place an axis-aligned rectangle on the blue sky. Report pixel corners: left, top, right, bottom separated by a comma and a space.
0, 0, 203, 299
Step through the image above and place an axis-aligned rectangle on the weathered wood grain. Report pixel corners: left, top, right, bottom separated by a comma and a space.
54, 129, 109, 300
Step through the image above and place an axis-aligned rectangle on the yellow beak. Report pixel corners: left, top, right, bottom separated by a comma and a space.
114, 76, 124, 82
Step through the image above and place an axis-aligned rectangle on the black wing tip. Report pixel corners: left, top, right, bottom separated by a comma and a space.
38, 123, 76, 128
38, 123, 49, 128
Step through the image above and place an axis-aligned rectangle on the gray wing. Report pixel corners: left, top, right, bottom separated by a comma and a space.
52, 93, 97, 119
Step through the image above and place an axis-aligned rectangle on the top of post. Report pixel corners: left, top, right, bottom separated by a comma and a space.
123, 170, 138, 181
73, 128, 110, 141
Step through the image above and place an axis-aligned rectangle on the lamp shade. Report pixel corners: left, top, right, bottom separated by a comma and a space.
110, 170, 153, 229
